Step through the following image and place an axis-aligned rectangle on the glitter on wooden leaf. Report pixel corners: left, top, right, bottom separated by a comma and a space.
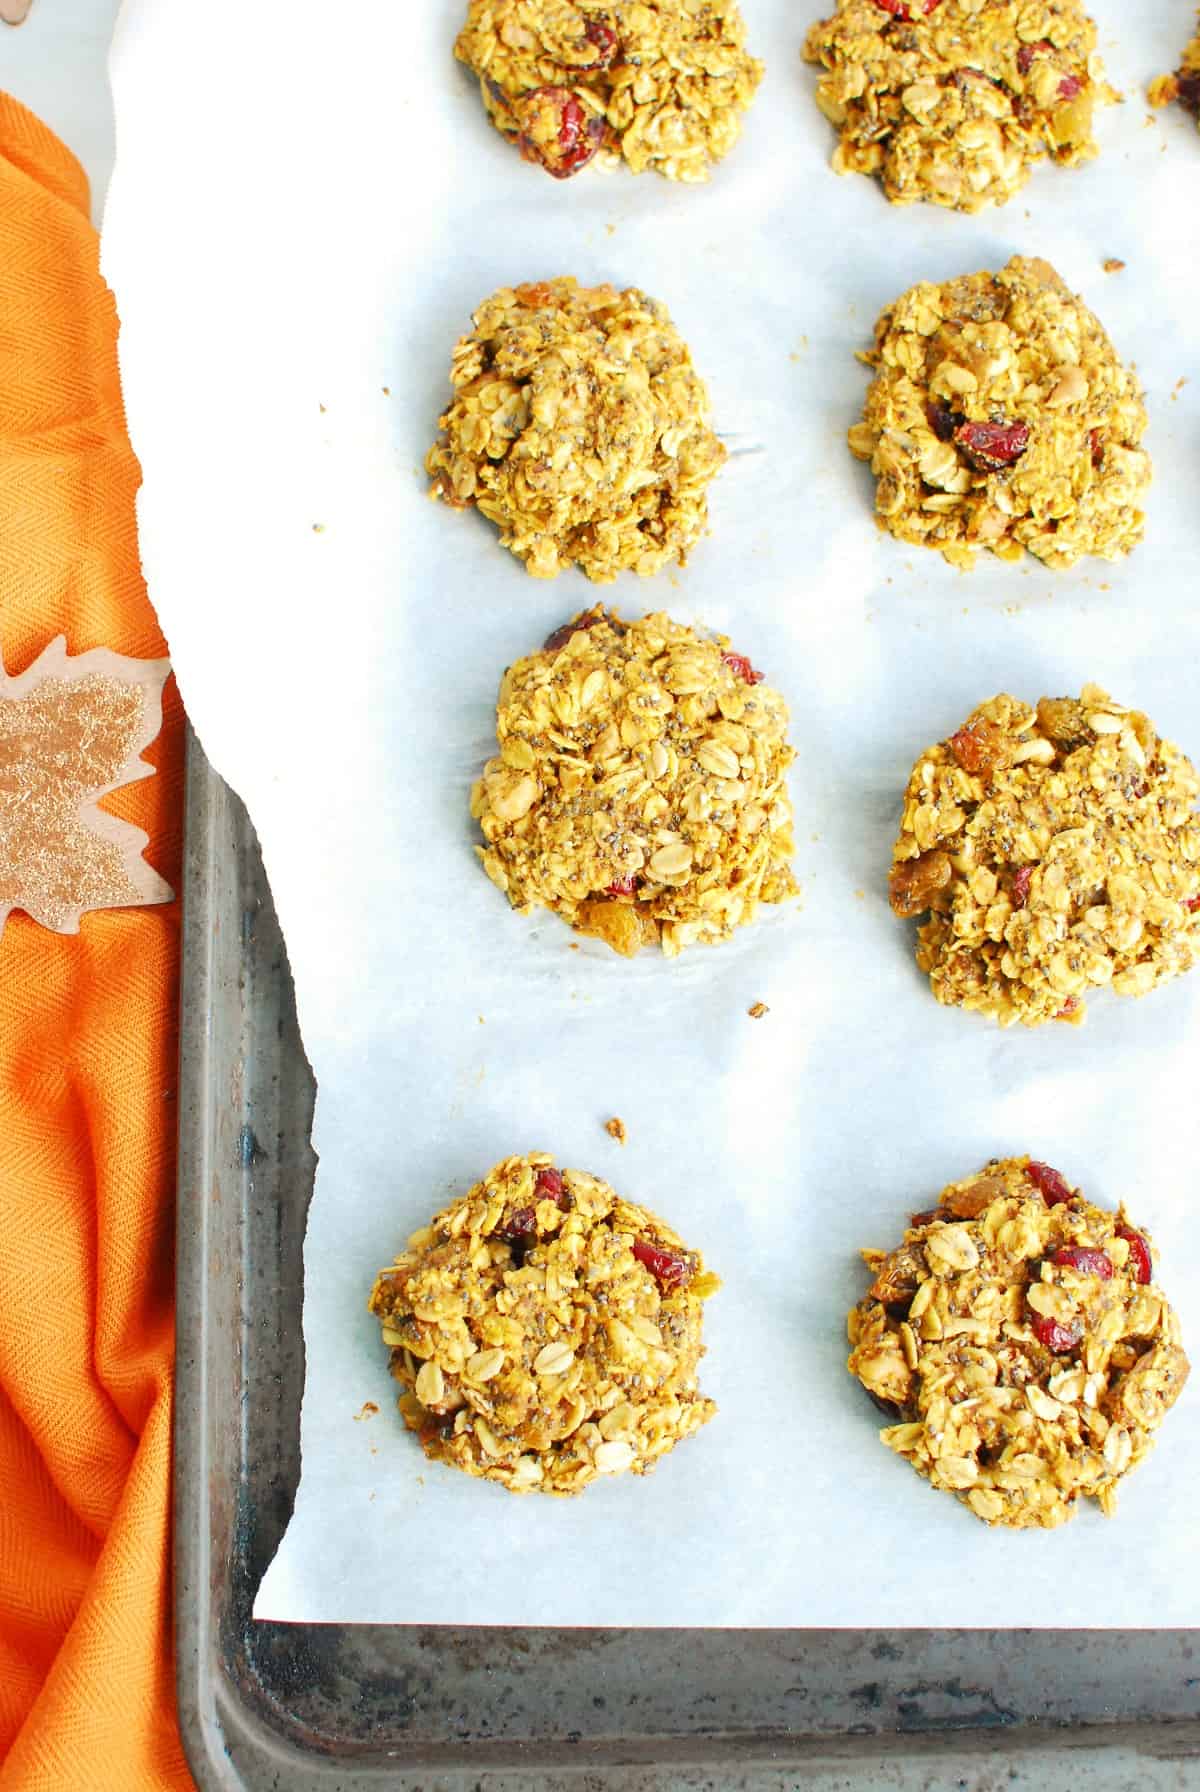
0, 636, 173, 938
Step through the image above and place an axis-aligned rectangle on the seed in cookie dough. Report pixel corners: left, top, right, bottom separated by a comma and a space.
848, 1156, 1190, 1528
803, 0, 1113, 212
427, 278, 726, 582
368, 1153, 720, 1495
849, 257, 1151, 570
472, 607, 798, 958
455, 0, 763, 183
889, 687, 1200, 1027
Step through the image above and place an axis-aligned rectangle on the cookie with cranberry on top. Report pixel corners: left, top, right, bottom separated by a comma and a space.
849, 1155, 1189, 1528
472, 607, 798, 957
455, 0, 763, 182
369, 1153, 720, 1494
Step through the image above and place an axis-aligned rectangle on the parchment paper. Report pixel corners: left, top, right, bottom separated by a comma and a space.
102, 0, 1200, 1625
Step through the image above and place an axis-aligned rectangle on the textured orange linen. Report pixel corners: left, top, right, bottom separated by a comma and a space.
0, 93, 192, 1790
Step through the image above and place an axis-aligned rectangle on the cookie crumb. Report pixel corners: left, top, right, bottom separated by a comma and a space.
605, 1116, 628, 1145
1102, 257, 1126, 273
747, 1001, 769, 1019
354, 1401, 379, 1421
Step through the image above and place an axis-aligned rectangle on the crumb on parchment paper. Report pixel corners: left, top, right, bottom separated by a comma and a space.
747, 1001, 769, 1019
605, 1116, 628, 1145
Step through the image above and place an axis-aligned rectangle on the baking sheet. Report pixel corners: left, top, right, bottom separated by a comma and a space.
103, 0, 1200, 1626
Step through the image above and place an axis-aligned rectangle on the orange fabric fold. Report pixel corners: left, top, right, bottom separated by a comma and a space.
0, 92, 192, 1790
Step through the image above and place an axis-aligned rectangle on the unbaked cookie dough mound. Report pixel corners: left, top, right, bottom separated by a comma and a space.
889, 687, 1200, 1028
849, 1156, 1190, 1529
472, 607, 798, 957
368, 1153, 720, 1495
427, 278, 726, 581
803, 0, 1113, 212
849, 256, 1150, 569
1149, 13, 1200, 126
455, 0, 763, 182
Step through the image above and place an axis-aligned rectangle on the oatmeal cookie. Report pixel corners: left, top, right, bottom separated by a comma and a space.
1149, 11, 1200, 125
427, 278, 726, 581
849, 256, 1151, 569
803, 0, 1113, 211
849, 1155, 1190, 1529
472, 607, 798, 957
455, 0, 762, 182
368, 1153, 720, 1494
889, 686, 1200, 1027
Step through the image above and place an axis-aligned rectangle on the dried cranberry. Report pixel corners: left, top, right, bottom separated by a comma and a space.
1089, 428, 1104, 468
1027, 1161, 1073, 1207
909, 1208, 943, 1227
1185, 896, 1200, 913
1116, 1226, 1152, 1286
1017, 40, 1051, 74
954, 418, 1030, 471
543, 610, 602, 652
722, 651, 765, 686
873, 0, 942, 18
583, 17, 618, 66
1056, 996, 1081, 1020
1011, 866, 1033, 909
1032, 1312, 1083, 1355
1052, 1245, 1114, 1280
604, 874, 638, 898
929, 401, 962, 442
534, 1167, 567, 1205
1179, 71, 1200, 118
632, 1237, 693, 1291
1057, 74, 1083, 100
517, 87, 604, 179
500, 1205, 538, 1245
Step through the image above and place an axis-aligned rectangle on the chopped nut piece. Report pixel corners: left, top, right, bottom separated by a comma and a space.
889, 687, 1200, 1026
427, 277, 725, 581
747, 1000, 769, 1019
368, 1153, 719, 1494
473, 608, 798, 958
851, 257, 1151, 570
605, 1115, 628, 1145
848, 1156, 1189, 1529
456, 0, 763, 182
804, 0, 1114, 212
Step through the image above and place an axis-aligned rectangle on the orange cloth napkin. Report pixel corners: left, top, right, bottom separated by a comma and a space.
0, 94, 192, 1791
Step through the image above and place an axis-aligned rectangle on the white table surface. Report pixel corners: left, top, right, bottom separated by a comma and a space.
2, 0, 120, 218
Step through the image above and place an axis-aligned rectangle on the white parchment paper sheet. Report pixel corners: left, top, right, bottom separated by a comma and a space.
103, 0, 1200, 1625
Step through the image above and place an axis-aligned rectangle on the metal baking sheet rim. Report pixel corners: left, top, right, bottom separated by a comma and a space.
173, 730, 1200, 1789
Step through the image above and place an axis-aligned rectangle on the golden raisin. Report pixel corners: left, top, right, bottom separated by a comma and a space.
888, 850, 953, 918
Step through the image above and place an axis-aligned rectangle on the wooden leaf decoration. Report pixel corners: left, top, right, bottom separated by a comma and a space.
0, 637, 173, 938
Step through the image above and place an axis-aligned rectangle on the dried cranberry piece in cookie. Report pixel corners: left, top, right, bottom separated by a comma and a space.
1026, 1161, 1073, 1206
1032, 1313, 1083, 1355
1057, 74, 1083, 100
583, 16, 619, 67
928, 401, 963, 442
1116, 1226, 1152, 1286
633, 1237, 693, 1291
1184, 896, 1200, 913
534, 1167, 568, 1205
953, 419, 1030, 471
604, 874, 638, 898
1052, 1245, 1114, 1280
873, 0, 942, 18
1011, 866, 1033, 909
516, 87, 604, 179
499, 1206, 538, 1246
543, 610, 603, 653
1178, 72, 1200, 118
722, 651, 765, 685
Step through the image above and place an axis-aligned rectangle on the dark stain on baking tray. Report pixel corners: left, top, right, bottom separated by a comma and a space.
175, 732, 1200, 1789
